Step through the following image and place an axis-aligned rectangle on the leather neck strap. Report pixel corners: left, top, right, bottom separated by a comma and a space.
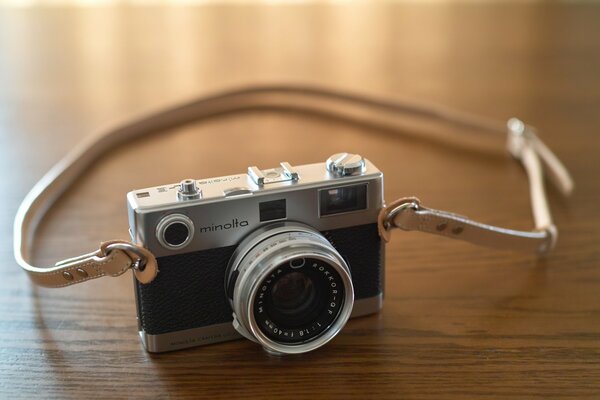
13, 85, 574, 288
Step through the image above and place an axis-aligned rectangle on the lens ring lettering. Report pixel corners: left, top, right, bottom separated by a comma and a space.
252, 258, 344, 344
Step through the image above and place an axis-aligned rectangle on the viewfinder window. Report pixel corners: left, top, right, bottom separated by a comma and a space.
320, 184, 367, 216
260, 199, 287, 222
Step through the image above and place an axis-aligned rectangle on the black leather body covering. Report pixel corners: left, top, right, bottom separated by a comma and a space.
136, 223, 384, 335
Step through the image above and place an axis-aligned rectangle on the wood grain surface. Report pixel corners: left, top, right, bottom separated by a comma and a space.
0, 2, 599, 399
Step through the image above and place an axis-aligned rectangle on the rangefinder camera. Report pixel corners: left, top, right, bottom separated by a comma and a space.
127, 153, 384, 354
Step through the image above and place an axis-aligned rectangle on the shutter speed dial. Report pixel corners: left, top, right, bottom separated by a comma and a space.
326, 153, 366, 176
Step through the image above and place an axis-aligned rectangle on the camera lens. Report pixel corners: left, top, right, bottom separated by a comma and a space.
156, 214, 194, 250
254, 257, 345, 344
226, 223, 354, 355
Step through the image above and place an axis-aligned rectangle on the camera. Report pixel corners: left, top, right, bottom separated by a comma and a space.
127, 153, 385, 354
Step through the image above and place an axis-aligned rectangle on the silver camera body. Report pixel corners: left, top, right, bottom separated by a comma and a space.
127, 153, 385, 354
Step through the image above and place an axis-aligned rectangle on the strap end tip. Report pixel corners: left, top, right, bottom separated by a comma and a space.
537, 224, 558, 255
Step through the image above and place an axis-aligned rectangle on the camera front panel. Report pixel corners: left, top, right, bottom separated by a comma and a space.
135, 223, 383, 352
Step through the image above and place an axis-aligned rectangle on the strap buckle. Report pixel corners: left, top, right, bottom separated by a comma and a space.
378, 197, 421, 242
100, 241, 148, 271
99, 240, 158, 284
385, 199, 420, 231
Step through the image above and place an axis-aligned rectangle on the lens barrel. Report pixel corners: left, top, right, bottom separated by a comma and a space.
226, 223, 354, 355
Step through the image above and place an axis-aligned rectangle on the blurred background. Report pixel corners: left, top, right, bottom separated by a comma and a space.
5, 0, 595, 262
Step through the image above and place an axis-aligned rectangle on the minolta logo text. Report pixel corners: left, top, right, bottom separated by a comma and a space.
198, 218, 249, 233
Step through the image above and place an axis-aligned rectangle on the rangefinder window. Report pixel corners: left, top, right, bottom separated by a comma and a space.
319, 184, 367, 216
260, 199, 287, 222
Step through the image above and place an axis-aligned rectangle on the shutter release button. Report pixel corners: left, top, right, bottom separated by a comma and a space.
177, 179, 201, 200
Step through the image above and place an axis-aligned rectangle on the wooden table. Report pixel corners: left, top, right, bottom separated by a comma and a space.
0, 3, 598, 399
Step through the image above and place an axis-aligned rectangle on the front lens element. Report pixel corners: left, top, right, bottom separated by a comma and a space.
271, 271, 316, 318
254, 257, 345, 343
